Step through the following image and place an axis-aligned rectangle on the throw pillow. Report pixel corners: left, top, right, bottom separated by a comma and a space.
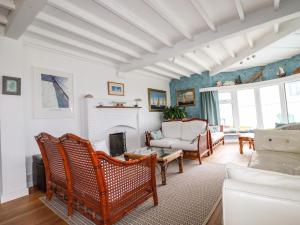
150, 130, 164, 140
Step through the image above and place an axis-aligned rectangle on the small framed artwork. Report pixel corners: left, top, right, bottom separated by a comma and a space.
107, 82, 124, 96
33, 67, 74, 118
176, 88, 195, 106
2, 76, 21, 95
148, 88, 167, 112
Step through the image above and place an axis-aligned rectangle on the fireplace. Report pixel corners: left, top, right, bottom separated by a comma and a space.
109, 132, 127, 156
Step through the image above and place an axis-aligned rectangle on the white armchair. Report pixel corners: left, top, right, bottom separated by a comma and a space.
223, 164, 300, 225
223, 129, 300, 225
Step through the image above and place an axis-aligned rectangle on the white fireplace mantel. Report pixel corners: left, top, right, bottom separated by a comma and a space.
84, 98, 141, 151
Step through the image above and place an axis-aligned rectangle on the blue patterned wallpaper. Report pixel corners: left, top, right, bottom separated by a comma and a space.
170, 54, 300, 117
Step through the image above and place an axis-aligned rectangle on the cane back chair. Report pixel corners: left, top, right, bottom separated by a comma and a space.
35, 132, 72, 215
59, 133, 158, 225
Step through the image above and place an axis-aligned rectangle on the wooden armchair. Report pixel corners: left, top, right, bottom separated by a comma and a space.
60, 133, 158, 225
35, 132, 71, 211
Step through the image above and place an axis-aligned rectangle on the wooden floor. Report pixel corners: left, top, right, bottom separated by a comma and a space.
0, 143, 253, 225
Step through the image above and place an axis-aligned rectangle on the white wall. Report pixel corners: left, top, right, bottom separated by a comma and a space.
0, 36, 170, 202
0, 37, 28, 203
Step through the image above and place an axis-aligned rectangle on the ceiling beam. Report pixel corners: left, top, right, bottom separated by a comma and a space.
274, 0, 280, 10
210, 17, 300, 75
0, 0, 15, 10
144, 0, 192, 40
245, 34, 254, 48
234, 0, 245, 20
174, 56, 203, 74
119, 0, 300, 72
144, 65, 181, 79
0, 14, 7, 25
36, 12, 141, 59
94, 0, 173, 47
221, 42, 237, 58
28, 25, 129, 63
202, 49, 222, 65
155, 61, 192, 77
48, 0, 156, 53
5, 0, 47, 39
136, 69, 172, 80
185, 52, 211, 71
23, 33, 117, 67
189, 0, 216, 31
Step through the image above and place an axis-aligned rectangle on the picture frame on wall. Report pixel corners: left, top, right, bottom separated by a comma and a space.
107, 81, 124, 96
33, 67, 74, 118
2, 76, 21, 96
148, 88, 167, 112
176, 88, 195, 106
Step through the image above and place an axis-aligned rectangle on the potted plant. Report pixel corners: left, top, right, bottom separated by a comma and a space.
162, 106, 187, 120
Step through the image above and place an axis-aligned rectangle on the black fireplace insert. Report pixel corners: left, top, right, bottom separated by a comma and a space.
109, 132, 127, 156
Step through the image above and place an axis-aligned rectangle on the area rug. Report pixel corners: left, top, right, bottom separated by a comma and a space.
40, 161, 225, 225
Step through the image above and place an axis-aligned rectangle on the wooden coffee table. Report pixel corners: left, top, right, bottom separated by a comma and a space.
238, 133, 255, 154
124, 147, 183, 185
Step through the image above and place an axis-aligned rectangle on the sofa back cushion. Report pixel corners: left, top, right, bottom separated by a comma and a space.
162, 121, 182, 139
181, 120, 207, 141
255, 129, 300, 154
226, 164, 300, 190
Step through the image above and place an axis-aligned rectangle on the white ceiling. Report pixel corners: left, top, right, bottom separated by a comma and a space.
2, 0, 300, 79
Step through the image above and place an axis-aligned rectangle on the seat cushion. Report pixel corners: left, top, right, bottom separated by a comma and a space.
171, 140, 197, 151
162, 121, 182, 139
149, 138, 180, 148
249, 150, 300, 176
211, 132, 224, 144
181, 120, 207, 141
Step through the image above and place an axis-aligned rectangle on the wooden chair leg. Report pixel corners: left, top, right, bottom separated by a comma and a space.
198, 151, 202, 165
153, 190, 158, 206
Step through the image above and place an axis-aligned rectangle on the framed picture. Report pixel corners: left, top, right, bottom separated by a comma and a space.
148, 88, 167, 112
33, 67, 74, 118
2, 76, 21, 95
176, 88, 195, 106
108, 82, 124, 96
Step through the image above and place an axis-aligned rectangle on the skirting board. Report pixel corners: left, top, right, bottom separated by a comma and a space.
0, 187, 29, 203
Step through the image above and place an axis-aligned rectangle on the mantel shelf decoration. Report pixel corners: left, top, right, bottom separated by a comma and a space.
96, 105, 141, 109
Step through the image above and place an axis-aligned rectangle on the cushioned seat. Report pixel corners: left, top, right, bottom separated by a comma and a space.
171, 140, 197, 151
150, 138, 180, 148
211, 132, 224, 143
249, 150, 300, 176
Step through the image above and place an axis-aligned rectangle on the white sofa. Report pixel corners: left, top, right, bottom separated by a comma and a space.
208, 125, 225, 152
146, 119, 210, 164
223, 129, 300, 225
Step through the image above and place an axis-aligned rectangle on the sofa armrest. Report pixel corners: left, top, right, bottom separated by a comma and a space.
198, 130, 209, 153
223, 179, 300, 225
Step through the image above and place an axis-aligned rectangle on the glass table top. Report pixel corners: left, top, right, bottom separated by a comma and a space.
127, 147, 179, 159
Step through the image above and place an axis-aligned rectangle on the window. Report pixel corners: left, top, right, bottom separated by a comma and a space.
260, 85, 283, 128
285, 80, 300, 123
237, 89, 257, 131
218, 92, 234, 128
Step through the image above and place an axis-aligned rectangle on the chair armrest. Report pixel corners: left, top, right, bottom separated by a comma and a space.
145, 131, 152, 147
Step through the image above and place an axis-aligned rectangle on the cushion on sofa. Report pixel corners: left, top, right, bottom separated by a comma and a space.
162, 121, 182, 139
211, 132, 224, 144
171, 140, 197, 151
254, 129, 300, 154
150, 130, 164, 140
226, 164, 300, 190
181, 120, 207, 141
149, 138, 180, 148
249, 150, 300, 176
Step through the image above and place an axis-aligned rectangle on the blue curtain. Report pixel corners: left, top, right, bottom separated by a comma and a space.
200, 91, 220, 125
